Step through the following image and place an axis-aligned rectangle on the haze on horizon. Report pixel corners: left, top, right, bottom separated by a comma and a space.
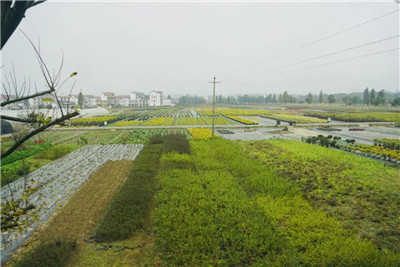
2, 0, 399, 98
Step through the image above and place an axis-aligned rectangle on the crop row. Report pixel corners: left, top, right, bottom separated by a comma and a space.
373, 138, 400, 150
95, 143, 163, 241
242, 140, 400, 253
173, 117, 207, 125
347, 144, 400, 162
154, 142, 280, 265
302, 135, 355, 149
262, 113, 326, 124
202, 117, 236, 125
95, 134, 190, 241
153, 139, 398, 265
109, 120, 143, 127
0, 144, 143, 260
70, 116, 119, 126
226, 115, 258, 125
305, 111, 400, 122
196, 108, 271, 117
188, 128, 213, 139
141, 117, 175, 126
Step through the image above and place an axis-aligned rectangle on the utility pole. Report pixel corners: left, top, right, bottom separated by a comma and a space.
209, 77, 220, 137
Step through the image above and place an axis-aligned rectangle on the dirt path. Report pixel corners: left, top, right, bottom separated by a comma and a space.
6, 160, 133, 266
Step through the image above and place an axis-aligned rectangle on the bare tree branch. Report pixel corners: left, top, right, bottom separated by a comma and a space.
1, 111, 79, 159
1, 0, 47, 49
20, 29, 53, 88
54, 51, 64, 88
1, 88, 54, 107
0, 115, 37, 123
29, 0, 47, 9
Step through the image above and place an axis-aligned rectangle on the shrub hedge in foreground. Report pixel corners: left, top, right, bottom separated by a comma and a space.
14, 239, 76, 267
95, 143, 163, 241
95, 134, 190, 241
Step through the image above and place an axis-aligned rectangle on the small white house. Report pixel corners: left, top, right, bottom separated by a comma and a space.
129, 91, 147, 107
116, 95, 130, 107
100, 92, 116, 108
83, 95, 97, 108
149, 91, 163, 107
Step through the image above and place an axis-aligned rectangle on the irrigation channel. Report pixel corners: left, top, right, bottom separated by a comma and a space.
0, 144, 143, 264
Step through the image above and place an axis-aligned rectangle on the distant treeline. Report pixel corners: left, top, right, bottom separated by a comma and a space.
177, 89, 400, 106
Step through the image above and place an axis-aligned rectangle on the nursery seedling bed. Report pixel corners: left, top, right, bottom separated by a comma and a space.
5, 161, 133, 266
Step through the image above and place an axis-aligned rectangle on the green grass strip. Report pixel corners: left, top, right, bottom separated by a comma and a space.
1, 142, 51, 166
95, 143, 163, 241
95, 134, 190, 241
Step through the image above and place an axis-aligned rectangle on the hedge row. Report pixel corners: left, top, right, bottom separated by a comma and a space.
95, 133, 190, 241
14, 239, 76, 267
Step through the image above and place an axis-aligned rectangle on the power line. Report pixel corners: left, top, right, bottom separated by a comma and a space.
219, 8, 399, 78
241, 48, 399, 80
224, 34, 399, 80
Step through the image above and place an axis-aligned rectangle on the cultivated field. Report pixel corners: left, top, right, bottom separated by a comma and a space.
1, 106, 399, 266
1, 144, 143, 263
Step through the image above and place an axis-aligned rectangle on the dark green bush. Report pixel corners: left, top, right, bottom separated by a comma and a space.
14, 239, 76, 267
95, 143, 164, 241
164, 134, 190, 154
149, 133, 165, 144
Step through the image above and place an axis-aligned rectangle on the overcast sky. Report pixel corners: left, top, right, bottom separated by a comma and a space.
2, 0, 399, 97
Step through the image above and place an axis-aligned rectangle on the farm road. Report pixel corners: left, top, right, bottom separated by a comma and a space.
47, 121, 395, 132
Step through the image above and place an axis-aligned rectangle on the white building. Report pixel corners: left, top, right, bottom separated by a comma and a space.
83, 95, 97, 108
28, 96, 56, 109
100, 92, 116, 108
69, 95, 78, 105
116, 95, 130, 107
129, 91, 147, 107
149, 91, 163, 107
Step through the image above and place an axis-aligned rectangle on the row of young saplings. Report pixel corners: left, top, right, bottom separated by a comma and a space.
302, 135, 355, 149
373, 138, 400, 150
302, 135, 400, 164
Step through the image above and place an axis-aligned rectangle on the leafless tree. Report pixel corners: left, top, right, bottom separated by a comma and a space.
1, 33, 80, 232
1, 31, 79, 160
1, 0, 47, 49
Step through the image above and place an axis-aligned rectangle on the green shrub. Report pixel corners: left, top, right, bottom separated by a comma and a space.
14, 239, 76, 267
35, 144, 79, 160
148, 133, 165, 144
155, 153, 282, 265
1, 142, 51, 166
164, 133, 190, 154
95, 143, 164, 241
